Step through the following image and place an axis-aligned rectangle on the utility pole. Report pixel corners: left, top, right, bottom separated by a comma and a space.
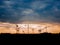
28, 24, 29, 34
32, 28, 35, 34
43, 25, 48, 33
45, 26, 47, 33
16, 24, 19, 34
38, 26, 41, 33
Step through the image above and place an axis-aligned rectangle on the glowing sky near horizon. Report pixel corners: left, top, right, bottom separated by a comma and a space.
0, 22, 60, 34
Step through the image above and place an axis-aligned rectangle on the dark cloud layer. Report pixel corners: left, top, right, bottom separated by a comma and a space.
0, 0, 60, 23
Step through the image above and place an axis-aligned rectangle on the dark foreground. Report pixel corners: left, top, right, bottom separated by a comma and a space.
0, 33, 59, 44
0, 33, 60, 40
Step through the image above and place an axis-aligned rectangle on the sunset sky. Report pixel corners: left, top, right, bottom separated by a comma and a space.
0, 0, 60, 33
0, 0, 60, 23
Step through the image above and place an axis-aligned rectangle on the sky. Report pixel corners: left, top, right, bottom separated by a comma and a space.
0, 0, 60, 24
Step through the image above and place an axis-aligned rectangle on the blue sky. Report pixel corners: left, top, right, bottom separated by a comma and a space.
0, 0, 60, 23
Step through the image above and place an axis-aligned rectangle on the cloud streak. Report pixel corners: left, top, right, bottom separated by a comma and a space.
20, 9, 40, 22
